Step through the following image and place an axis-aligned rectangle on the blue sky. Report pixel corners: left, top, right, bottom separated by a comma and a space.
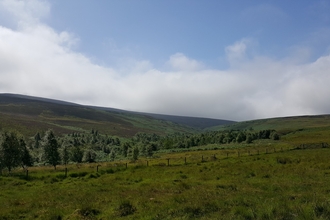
0, 0, 330, 121
47, 0, 330, 67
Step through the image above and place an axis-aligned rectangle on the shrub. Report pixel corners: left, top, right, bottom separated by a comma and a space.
117, 200, 136, 217
106, 168, 114, 174
78, 207, 100, 218
69, 171, 88, 178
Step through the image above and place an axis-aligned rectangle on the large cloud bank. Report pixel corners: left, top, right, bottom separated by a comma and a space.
0, 0, 330, 121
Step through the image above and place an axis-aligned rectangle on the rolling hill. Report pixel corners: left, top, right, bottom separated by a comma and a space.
0, 93, 235, 137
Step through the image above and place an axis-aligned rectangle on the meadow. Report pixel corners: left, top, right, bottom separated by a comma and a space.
1, 143, 330, 219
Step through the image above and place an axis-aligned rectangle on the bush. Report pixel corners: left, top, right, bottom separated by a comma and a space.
106, 168, 114, 174
69, 172, 88, 178
117, 200, 136, 217
78, 207, 100, 218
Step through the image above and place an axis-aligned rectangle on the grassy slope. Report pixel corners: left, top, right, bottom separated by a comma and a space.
1, 146, 330, 219
0, 100, 196, 137
210, 115, 330, 133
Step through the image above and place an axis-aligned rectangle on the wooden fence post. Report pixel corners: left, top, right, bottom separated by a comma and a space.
167, 159, 170, 166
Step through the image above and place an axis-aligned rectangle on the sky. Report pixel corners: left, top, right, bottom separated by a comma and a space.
0, 0, 330, 121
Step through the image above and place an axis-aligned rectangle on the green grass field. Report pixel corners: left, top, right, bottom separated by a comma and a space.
1, 145, 330, 219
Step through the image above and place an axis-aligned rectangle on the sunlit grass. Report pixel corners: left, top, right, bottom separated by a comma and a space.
1, 146, 330, 219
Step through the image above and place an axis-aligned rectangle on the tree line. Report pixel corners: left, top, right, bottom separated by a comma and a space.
0, 128, 280, 172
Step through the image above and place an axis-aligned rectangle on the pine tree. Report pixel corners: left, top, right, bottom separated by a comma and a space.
43, 130, 60, 170
62, 145, 70, 166
20, 138, 33, 169
0, 131, 26, 172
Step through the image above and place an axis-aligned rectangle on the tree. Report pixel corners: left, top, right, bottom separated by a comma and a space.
236, 132, 246, 143
122, 143, 130, 157
71, 146, 83, 163
20, 138, 33, 170
34, 132, 41, 148
132, 146, 139, 161
0, 131, 26, 172
43, 130, 60, 170
109, 149, 116, 161
246, 134, 253, 144
62, 145, 70, 166
83, 148, 96, 163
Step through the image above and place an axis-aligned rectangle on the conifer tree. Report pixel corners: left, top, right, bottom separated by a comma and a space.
0, 131, 30, 172
43, 130, 60, 170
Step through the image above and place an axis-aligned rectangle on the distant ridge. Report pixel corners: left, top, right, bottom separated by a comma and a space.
140, 113, 235, 129
0, 93, 235, 131
0, 93, 80, 106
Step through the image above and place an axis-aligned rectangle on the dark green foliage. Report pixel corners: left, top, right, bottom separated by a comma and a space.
62, 146, 69, 166
70, 146, 83, 163
246, 134, 253, 144
117, 200, 136, 217
109, 149, 116, 161
78, 207, 100, 217
83, 149, 96, 163
132, 146, 139, 161
69, 171, 88, 178
131, 129, 279, 150
0, 131, 28, 172
43, 130, 60, 169
34, 132, 41, 148
236, 132, 246, 143
20, 139, 33, 169
122, 143, 130, 157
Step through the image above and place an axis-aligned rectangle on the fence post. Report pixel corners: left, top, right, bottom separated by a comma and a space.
167, 159, 170, 166
146, 161, 149, 166
126, 163, 128, 169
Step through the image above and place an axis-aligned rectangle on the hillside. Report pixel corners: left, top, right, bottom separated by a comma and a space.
210, 115, 330, 133
0, 94, 233, 137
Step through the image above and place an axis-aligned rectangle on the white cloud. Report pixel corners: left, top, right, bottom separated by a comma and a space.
1, 0, 330, 121
167, 53, 204, 71
0, 0, 50, 28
